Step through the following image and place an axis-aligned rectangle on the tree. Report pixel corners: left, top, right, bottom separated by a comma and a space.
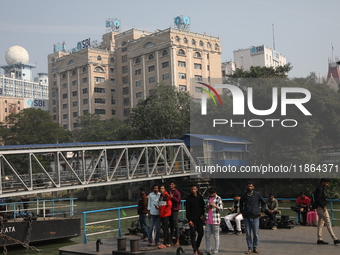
73, 114, 129, 142
227, 63, 293, 78
4, 108, 70, 145
129, 83, 191, 140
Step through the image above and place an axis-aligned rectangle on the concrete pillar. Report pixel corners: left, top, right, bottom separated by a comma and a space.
106, 187, 113, 200
87, 188, 94, 201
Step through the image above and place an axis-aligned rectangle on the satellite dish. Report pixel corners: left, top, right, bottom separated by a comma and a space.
175, 16, 181, 25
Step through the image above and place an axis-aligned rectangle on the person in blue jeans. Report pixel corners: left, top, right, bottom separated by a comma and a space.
137, 187, 149, 240
147, 184, 161, 246
240, 181, 265, 254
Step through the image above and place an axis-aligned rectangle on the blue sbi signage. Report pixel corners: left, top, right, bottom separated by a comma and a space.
25, 99, 49, 110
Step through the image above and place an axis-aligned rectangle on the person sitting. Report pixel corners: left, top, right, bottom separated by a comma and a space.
290, 191, 311, 225
36, 176, 44, 187
264, 193, 279, 230
224, 193, 243, 235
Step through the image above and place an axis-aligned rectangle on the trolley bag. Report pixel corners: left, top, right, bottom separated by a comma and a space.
306, 211, 318, 226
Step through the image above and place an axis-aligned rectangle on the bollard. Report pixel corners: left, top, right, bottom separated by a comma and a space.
117, 237, 127, 251
96, 239, 103, 252
130, 239, 140, 252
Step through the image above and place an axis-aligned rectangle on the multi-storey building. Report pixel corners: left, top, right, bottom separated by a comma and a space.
0, 45, 49, 123
222, 45, 287, 77
48, 26, 222, 130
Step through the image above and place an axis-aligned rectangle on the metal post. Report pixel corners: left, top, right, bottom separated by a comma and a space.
43, 200, 46, 218
52, 199, 55, 216
330, 200, 334, 226
181, 200, 185, 221
29, 153, 33, 190
118, 209, 122, 237
145, 148, 149, 177
70, 199, 74, 217
83, 213, 87, 243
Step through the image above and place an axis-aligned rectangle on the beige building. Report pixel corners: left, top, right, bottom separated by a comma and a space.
48, 27, 222, 130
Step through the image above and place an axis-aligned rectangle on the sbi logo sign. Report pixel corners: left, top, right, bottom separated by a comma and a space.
27, 99, 46, 108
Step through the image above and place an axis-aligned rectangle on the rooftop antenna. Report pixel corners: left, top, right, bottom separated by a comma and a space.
331, 43, 334, 62
272, 23, 276, 50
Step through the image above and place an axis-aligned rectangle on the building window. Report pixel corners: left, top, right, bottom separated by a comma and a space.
112, 109, 116, 115
83, 110, 88, 115
95, 109, 106, 115
53, 73, 56, 78
95, 98, 106, 104
72, 70, 77, 75
94, 66, 105, 72
82, 67, 87, 72
215, 44, 219, 50
195, 75, 202, 81
94, 77, 105, 83
136, 92, 142, 98
194, 52, 201, 58
135, 69, 142, 75
62, 73, 66, 79
207, 42, 211, 48
73, 123, 78, 129
135, 57, 141, 64
63, 124, 68, 129
183, 37, 188, 43
111, 98, 116, 105
110, 57, 115, 63
136, 80, 142, 87
178, 49, 185, 55
111, 89, 115, 94
207, 65, 210, 71
82, 77, 88, 83
63, 103, 67, 109
72, 80, 77, 86
52, 107, 56, 113
123, 98, 129, 106
199, 40, 204, 46
53, 115, 56, 120
148, 65, 155, 72
162, 73, 170, 80
72, 91, 77, 96
148, 54, 154, 60
162, 61, 169, 68
194, 63, 202, 70
94, 87, 105, 93
53, 81, 57, 86
122, 55, 127, 63
179, 85, 187, 91
149, 77, 156, 84
83, 98, 88, 105
122, 76, 128, 84
123, 87, 129, 94
195, 86, 203, 93
110, 78, 115, 84
63, 114, 68, 119
122, 47, 127, 52
62, 83, 67, 89
73, 112, 78, 117
62, 93, 67, 99
178, 61, 186, 67
144, 42, 155, 48
97, 55, 102, 61
162, 50, 168, 56
122, 66, 128, 74
110, 68, 114, 73
72, 101, 78, 107
192, 39, 196, 45
178, 73, 186, 79
124, 108, 130, 116
53, 99, 56, 105
175, 36, 180, 42
83, 88, 88, 94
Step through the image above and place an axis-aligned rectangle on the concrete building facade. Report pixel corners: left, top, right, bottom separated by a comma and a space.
48, 27, 222, 130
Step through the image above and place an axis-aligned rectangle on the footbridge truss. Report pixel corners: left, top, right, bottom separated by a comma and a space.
0, 139, 197, 198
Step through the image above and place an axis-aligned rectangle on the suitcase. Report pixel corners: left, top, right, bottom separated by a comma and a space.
307, 211, 318, 226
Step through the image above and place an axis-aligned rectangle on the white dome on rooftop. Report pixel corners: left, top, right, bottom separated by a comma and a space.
5, 45, 29, 65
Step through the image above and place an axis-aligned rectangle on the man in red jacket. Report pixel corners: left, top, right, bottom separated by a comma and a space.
169, 180, 181, 246
157, 185, 172, 249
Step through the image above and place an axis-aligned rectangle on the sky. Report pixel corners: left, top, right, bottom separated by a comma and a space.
0, 0, 340, 79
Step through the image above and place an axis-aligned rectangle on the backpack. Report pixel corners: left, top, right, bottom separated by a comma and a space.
259, 216, 273, 229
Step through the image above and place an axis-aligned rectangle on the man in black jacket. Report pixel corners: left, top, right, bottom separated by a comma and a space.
186, 185, 205, 255
240, 181, 266, 254
315, 178, 340, 245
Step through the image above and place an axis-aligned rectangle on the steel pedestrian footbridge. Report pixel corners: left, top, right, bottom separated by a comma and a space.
0, 139, 197, 198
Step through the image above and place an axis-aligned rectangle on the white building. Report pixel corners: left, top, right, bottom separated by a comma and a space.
222, 45, 287, 77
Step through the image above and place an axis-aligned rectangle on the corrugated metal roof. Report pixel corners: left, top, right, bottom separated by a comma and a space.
183, 134, 252, 144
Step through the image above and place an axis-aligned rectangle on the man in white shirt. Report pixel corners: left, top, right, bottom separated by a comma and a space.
147, 184, 161, 246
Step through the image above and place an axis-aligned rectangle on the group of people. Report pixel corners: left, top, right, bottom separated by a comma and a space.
137, 178, 340, 255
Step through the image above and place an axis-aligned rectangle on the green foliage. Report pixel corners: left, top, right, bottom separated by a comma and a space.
228, 63, 293, 78
72, 114, 129, 142
129, 83, 191, 140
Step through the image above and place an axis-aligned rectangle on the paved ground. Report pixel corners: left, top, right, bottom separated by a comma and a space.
59, 226, 340, 255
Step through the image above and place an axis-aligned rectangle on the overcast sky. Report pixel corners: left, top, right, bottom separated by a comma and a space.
0, 0, 339, 78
